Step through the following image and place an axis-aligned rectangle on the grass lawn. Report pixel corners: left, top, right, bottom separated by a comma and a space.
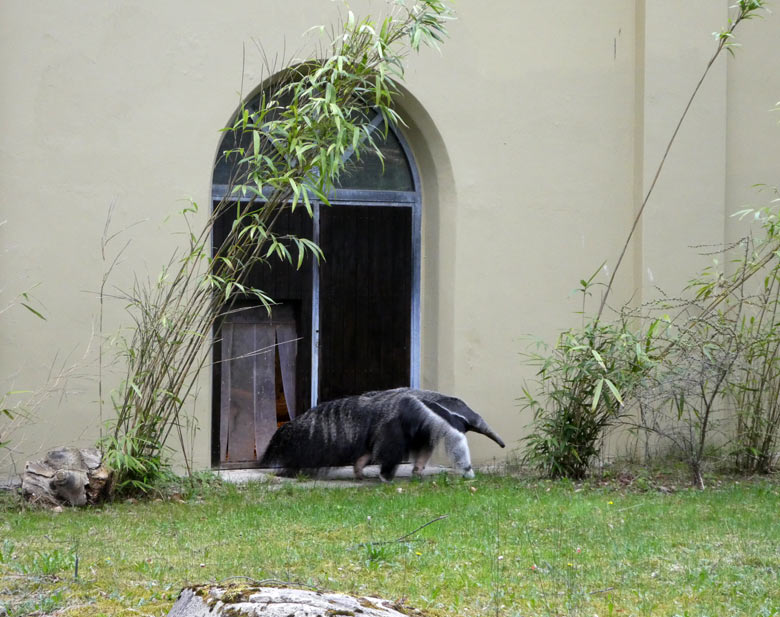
1, 473, 778, 617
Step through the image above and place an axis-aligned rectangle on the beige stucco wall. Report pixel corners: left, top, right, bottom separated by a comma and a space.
726, 8, 780, 243
1, 1, 778, 475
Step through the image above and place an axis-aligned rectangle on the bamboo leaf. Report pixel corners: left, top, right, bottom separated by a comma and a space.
591, 378, 604, 411
591, 349, 606, 370
302, 186, 313, 217
21, 303, 46, 320
604, 379, 624, 406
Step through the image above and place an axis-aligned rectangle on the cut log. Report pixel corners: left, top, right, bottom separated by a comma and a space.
22, 447, 112, 507
167, 584, 428, 617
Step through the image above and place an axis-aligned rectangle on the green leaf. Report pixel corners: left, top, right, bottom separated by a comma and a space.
289, 187, 301, 211
591, 378, 604, 411
591, 349, 606, 371
301, 186, 313, 216
603, 379, 624, 406
129, 382, 142, 399
21, 303, 46, 320
352, 126, 361, 151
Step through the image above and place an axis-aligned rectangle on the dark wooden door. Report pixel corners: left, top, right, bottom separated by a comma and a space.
318, 206, 412, 401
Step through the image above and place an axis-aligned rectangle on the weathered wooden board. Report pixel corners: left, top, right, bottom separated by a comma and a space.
254, 324, 276, 459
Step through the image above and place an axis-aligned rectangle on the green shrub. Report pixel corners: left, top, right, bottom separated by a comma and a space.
520, 1, 769, 483
722, 201, 780, 473
101, 428, 173, 495
521, 271, 652, 479
625, 198, 780, 485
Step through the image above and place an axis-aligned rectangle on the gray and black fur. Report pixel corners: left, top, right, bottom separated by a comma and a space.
260, 388, 505, 481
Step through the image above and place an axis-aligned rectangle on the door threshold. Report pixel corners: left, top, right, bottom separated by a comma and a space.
216, 463, 452, 485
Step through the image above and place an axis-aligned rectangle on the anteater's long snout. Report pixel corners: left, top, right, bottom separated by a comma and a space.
473, 419, 506, 448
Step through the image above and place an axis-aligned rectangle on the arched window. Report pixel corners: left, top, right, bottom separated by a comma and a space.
211, 104, 422, 468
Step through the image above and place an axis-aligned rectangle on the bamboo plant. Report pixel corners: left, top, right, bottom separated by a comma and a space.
104, 0, 453, 493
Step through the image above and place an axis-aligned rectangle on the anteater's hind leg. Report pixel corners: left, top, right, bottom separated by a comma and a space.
353, 453, 371, 480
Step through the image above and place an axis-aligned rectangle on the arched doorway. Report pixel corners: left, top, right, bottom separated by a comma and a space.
211, 103, 422, 468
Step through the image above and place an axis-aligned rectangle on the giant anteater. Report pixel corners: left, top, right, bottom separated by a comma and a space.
260, 388, 505, 481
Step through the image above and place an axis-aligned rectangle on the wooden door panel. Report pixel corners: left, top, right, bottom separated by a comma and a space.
218, 306, 298, 466
222, 322, 259, 463
253, 324, 277, 460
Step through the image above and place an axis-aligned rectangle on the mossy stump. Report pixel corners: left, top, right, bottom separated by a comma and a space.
167, 584, 427, 617
21, 447, 112, 507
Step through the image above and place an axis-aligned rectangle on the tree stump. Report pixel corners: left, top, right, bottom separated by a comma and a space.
22, 447, 112, 507
167, 584, 428, 617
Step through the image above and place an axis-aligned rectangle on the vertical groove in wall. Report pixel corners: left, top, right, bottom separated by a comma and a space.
721, 0, 732, 271
632, 0, 646, 307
